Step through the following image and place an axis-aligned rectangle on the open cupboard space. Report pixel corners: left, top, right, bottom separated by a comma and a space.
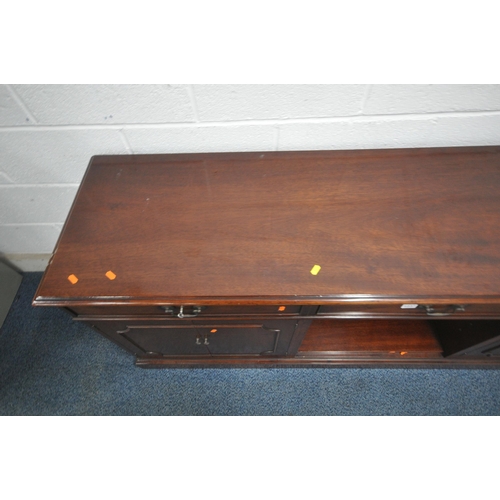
297, 318, 500, 365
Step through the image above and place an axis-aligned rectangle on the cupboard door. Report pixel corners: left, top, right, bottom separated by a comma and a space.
90, 319, 298, 356
449, 334, 500, 358
431, 320, 500, 358
480, 343, 500, 356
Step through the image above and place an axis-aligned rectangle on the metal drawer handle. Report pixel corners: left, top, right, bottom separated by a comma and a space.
419, 304, 465, 316
161, 305, 202, 318
177, 305, 202, 318
196, 335, 210, 345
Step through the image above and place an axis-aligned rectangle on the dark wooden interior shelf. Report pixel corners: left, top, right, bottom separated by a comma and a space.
298, 319, 443, 356
32, 147, 500, 367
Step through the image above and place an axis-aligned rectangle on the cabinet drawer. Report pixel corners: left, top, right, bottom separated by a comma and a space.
88, 319, 299, 356
316, 304, 500, 318
70, 304, 301, 317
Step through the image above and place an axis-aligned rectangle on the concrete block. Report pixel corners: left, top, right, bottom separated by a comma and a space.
194, 84, 366, 121
124, 124, 276, 154
430, 113, 500, 145
0, 172, 14, 184
0, 85, 31, 126
364, 84, 500, 115
0, 224, 62, 254
0, 129, 127, 183
13, 84, 195, 125
1, 254, 51, 272
0, 186, 78, 224
278, 114, 500, 151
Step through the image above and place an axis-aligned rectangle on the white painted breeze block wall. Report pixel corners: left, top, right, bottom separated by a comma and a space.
1, 84, 500, 271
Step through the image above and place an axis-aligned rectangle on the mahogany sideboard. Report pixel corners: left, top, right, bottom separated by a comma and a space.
33, 147, 500, 367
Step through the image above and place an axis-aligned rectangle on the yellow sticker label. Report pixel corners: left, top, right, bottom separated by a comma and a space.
105, 270, 116, 280
67, 274, 78, 284
310, 265, 321, 275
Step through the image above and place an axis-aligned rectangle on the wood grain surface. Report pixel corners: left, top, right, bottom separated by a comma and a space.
34, 146, 500, 305
298, 319, 442, 353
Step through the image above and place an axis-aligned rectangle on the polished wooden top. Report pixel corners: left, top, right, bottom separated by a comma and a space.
34, 146, 500, 305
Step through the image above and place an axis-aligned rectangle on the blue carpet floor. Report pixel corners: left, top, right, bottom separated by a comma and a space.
1, 272, 500, 415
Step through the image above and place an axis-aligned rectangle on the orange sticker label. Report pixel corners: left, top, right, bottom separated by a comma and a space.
400, 351, 408, 356
67, 274, 78, 284
210, 329, 217, 333
278, 306, 286, 311
105, 270, 116, 280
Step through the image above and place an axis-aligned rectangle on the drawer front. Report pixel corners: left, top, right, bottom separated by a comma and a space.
71, 304, 302, 317
89, 319, 298, 356
317, 304, 500, 319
